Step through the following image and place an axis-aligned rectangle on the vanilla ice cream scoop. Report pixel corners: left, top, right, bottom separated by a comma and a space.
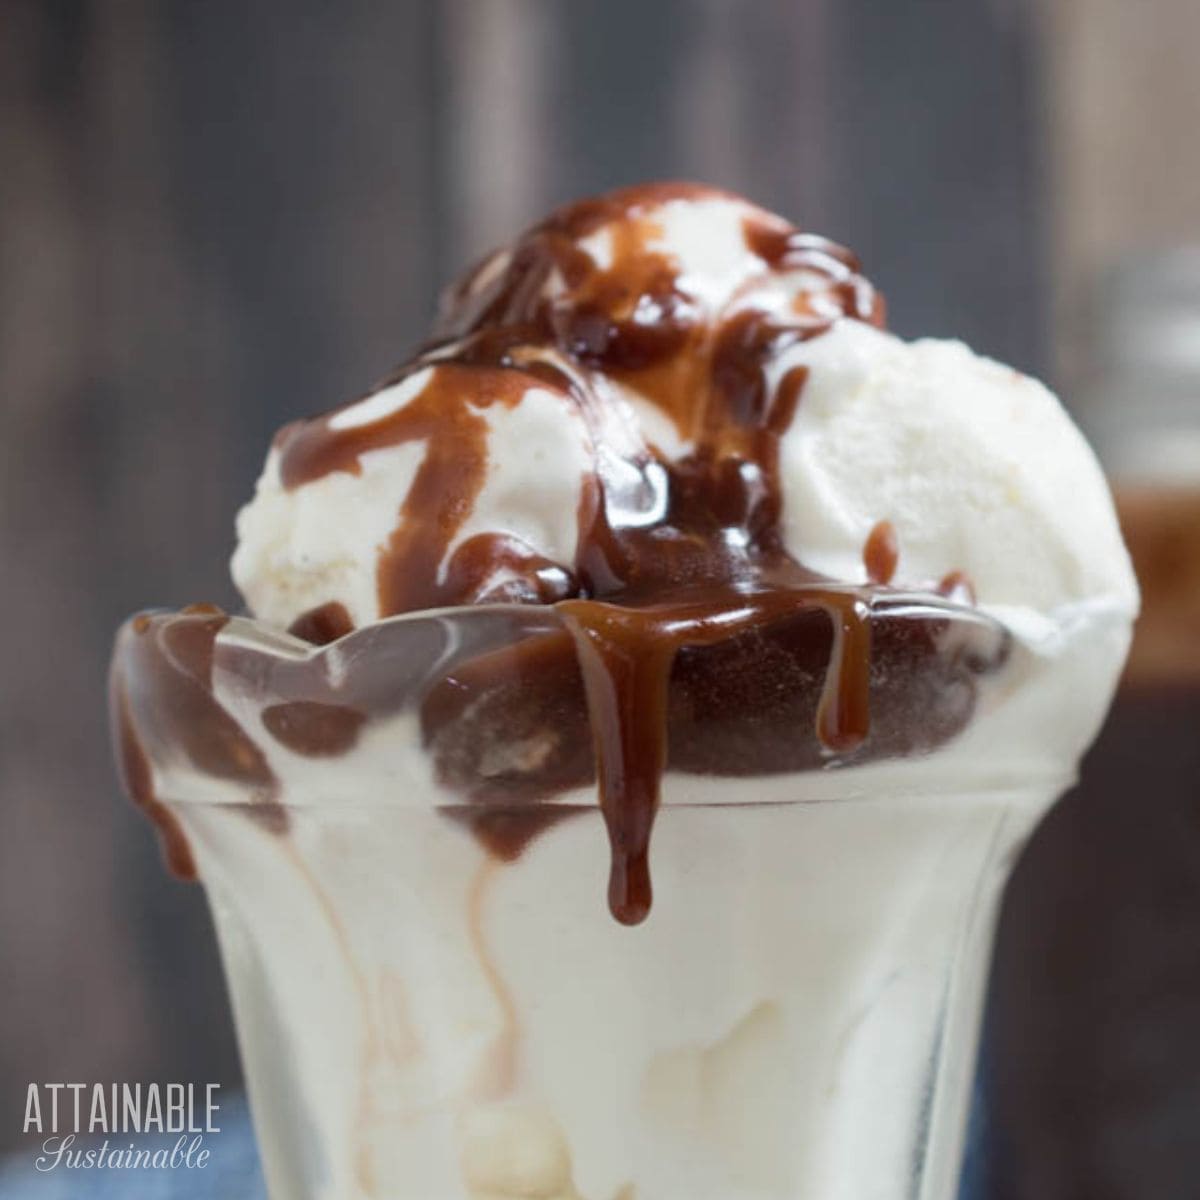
232, 183, 880, 631
232, 183, 1134, 644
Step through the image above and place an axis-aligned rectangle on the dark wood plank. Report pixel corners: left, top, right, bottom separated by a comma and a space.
0, 0, 445, 1149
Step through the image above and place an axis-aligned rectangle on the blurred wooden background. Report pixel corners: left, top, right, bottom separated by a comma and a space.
2, 2, 1198, 1198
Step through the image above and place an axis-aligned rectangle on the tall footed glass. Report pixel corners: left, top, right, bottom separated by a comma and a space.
111, 600, 1063, 1200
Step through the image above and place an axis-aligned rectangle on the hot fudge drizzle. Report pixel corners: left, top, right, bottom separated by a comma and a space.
113, 185, 1008, 924
270, 184, 980, 923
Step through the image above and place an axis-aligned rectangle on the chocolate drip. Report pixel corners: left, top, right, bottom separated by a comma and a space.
559, 590, 871, 924
113, 184, 1006, 924
289, 601, 354, 646
262, 701, 367, 757
112, 683, 196, 880
938, 570, 978, 606
110, 607, 280, 872
864, 521, 900, 586
259, 184, 976, 924
443, 806, 586, 865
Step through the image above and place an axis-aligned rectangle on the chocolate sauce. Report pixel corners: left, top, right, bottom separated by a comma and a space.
443, 806, 587, 865
288, 601, 354, 646
110, 607, 279, 870
111, 683, 196, 880
112, 184, 1005, 924
938, 570, 977, 606
558, 592, 869, 922
261, 701, 367, 757
864, 520, 899, 586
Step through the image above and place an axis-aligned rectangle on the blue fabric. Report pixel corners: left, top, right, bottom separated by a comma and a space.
0, 1096, 265, 1200
958, 1050, 994, 1200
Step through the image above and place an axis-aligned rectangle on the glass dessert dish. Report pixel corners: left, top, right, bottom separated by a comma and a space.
112, 595, 1067, 1200
109, 182, 1137, 1200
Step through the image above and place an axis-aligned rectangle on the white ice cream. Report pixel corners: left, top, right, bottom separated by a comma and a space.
771, 322, 1138, 620
232, 191, 1136, 668
188, 188, 1140, 1199
184, 760, 1027, 1200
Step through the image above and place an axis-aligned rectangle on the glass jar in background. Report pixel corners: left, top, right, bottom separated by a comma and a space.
990, 248, 1200, 1199
1091, 247, 1200, 686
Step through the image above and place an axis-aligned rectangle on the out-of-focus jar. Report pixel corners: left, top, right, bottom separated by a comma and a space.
1089, 248, 1200, 684
991, 248, 1200, 1199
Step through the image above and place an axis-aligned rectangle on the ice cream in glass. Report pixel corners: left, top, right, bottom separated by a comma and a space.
110, 184, 1138, 1200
